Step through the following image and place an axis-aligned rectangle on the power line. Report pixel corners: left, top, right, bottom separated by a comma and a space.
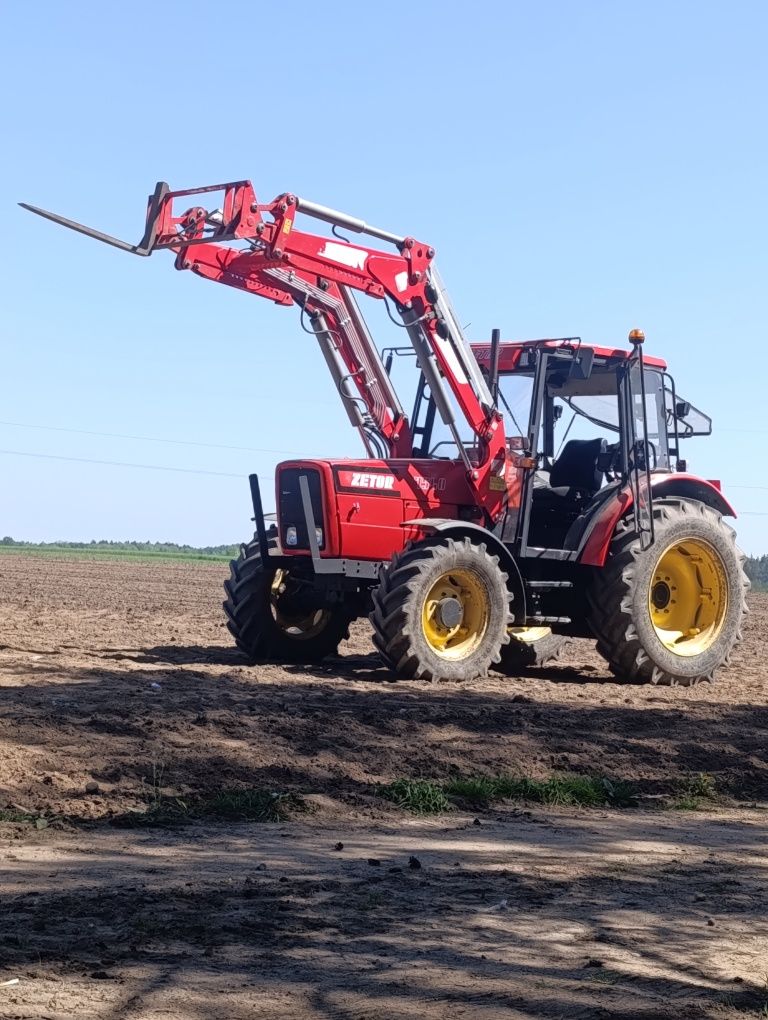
2, 447, 768, 514
719, 428, 768, 435
0, 448, 247, 478
0, 420, 304, 457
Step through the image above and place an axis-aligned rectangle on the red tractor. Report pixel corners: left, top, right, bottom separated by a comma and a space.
22, 181, 749, 685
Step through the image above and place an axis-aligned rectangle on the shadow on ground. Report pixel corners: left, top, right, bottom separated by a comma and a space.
1, 813, 767, 1019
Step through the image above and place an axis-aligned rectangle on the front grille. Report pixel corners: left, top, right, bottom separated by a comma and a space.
278, 468, 325, 551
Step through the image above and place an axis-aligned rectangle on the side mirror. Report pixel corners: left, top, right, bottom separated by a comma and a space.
675, 400, 691, 419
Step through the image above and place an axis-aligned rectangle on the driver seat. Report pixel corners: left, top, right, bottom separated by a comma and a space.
532, 437, 607, 513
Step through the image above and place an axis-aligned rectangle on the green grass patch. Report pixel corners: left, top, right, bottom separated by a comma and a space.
0, 808, 55, 828
673, 797, 702, 811
0, 808, 35, 823
672, 772, 717, 810
380, 778, 451, 814
113, 789, 306, 827
445, 774, 637, 809
380, 773, 637, 814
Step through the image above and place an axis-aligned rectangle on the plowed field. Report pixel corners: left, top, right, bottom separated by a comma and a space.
0, 552, 766, 1019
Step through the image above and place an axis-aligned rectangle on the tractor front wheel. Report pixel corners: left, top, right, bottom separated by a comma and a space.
587, 498, 748, 686
223, 538, 353, 663
370, 536, 512, 681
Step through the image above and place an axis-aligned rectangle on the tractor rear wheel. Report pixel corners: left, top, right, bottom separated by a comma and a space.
223, 538, 353, 663
499, 628, 571, 672
370, 536, 512, 681
587, 498, 748, 686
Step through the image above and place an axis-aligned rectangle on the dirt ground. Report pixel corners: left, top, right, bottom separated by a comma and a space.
0, 552, 767, 1019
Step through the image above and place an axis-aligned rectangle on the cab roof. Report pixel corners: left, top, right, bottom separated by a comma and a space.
471, 339, 667, 372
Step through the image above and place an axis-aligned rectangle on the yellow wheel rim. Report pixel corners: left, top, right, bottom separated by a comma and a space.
509, 626, 551, 644
422, 568, 490, 660
270, 570, 330, 641
649, 539, 728, 657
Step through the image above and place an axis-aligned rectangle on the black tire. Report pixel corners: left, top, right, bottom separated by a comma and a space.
223, 537, 353, 663
587, 498, 749, 686
369, 536, 512, 681
499, 630, 572, 672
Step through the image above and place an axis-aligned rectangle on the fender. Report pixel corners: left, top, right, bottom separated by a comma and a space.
403, 518, 526, 622
578, 474, 737, 568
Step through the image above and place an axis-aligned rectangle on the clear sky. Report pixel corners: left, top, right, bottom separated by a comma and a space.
2, 1, 767, 551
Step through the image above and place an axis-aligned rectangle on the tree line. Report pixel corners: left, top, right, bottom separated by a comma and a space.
2, 536, 767, 588
745, 554, 768, 591
1, 537, 239, 558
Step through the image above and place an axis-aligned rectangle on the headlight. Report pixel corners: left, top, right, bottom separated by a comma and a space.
285, 526, 298, 546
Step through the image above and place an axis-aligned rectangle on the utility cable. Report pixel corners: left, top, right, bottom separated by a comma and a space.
0, 448, 247, 478
0, 420, 304, 457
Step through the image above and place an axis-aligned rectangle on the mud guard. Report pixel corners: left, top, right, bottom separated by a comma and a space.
579, 475, 736, 567
402, 518, 526, 622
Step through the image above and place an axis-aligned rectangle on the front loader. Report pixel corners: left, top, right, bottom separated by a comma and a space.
22, 181, 749, 685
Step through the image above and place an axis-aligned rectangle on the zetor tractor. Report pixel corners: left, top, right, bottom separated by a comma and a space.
23, 180, 749, 686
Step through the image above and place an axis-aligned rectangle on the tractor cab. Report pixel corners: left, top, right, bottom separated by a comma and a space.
471, 338, 712, 554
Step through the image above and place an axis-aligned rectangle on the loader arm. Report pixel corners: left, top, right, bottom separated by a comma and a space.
21, 180, 508, 508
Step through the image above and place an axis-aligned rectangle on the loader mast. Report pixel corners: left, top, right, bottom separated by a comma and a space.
22, 181, 507, 501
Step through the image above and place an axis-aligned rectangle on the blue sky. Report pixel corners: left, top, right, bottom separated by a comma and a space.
2, 1, 767, 551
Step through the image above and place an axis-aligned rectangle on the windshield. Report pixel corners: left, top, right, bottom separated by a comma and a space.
563, 392, 620, 432
560, 367, 671, 470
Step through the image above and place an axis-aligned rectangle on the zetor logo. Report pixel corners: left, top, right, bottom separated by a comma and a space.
350, 472, 396, 490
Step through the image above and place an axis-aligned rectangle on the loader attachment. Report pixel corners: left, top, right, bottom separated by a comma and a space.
19, 179, 260, 256
20, 201, 156, 255
20, 181, 170, 256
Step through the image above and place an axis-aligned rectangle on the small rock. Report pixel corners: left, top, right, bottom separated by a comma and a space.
85, 782, 100, 794
473, 818, 482, 827
585, 959, 604, 968
367, 858, 381, 867
408, 856, 422, 870
707, 918, 715, 927
254, 863, 267, 871
89, 970, 112, 980
333, 842, 344, 852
